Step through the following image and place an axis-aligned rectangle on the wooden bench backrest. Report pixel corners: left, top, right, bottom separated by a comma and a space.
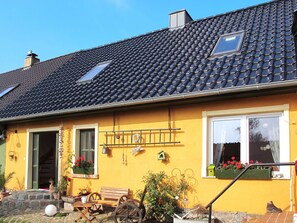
100, 187, 129, 201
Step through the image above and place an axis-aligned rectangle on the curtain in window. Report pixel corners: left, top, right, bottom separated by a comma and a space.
213, 129, 226, 166
269, 125, 280, 163
80, 129, 95, 162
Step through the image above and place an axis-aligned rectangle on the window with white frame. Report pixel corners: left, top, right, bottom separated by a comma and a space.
73, 124, 98, 175
202, 105, 290, 178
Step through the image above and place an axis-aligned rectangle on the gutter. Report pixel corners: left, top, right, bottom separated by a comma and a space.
1, 80, 297, 123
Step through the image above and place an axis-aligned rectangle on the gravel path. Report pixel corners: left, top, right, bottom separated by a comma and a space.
0, 205, 114, 223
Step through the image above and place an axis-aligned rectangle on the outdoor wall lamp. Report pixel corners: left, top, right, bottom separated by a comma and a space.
102, 144, 110, 154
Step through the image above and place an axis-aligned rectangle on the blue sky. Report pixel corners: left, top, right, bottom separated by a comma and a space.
0, 0, 269, 74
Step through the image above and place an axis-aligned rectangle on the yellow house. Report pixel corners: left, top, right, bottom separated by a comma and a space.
1, 0, 297, 216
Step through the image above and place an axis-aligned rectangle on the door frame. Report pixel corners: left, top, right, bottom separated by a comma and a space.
26, 126, 61, 189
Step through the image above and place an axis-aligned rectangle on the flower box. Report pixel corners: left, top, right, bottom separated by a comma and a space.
61, 196, 81, 203
72, 166, 94, 175
215, 168, 272, 179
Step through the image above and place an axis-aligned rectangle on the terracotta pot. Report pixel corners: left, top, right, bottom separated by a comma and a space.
0, 192, 10, 201
53, 192, 61, 200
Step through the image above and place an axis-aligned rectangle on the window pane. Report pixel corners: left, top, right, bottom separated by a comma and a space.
212, 119, 241, 166
249, 117, 280, 164
212, 32, 244, 56
79, 129, 95, 164
78, 62, 110, 83
0, 84, 19, 98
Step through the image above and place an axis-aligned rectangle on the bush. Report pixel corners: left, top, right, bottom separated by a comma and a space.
139, 171, 190, 222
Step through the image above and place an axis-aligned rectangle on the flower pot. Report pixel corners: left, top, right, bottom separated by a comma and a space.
53, 192, 60, 200
81, 196, 87, 204
72, 166, 94, 175
0, 192, 10, 201
215, 168, 272, 179
62, 196, 80, 203
173, 217, 208, 223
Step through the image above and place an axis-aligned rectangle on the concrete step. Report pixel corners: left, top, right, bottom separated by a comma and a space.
1, 189, 62, 211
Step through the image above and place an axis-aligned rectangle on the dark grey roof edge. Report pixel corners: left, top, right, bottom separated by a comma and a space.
1, 80, 296, 123
194, 0, 276, 23
0, 1, 276, 74
71, 0, 277, 55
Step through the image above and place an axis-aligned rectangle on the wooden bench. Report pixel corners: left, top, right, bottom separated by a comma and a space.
87, 186, 129, 210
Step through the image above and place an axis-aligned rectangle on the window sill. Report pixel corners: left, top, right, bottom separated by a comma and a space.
71, 173, 99, 179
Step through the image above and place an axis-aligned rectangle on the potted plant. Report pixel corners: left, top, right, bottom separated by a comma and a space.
0, 168, 15, 200
53, 176, 71, 200
215, 156, 272, 179
72, 156, 94, 174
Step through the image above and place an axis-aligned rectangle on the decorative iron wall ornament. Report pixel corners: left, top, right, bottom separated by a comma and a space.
170, 168, 198, 208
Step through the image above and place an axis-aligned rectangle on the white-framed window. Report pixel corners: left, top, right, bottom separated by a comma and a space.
73, 124, 98, 175
202, 105, 290, 179
211, 31, 244, 56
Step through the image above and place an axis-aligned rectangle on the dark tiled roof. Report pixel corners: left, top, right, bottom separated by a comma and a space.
0, 0, 296, 121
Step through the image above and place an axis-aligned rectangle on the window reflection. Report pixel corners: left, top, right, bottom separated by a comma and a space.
249, 117, 280, 165
213, 119, 241, 166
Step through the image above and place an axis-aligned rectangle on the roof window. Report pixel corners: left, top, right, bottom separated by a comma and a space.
211, 31, 244, 56
77, 61, 111, 83
0, 84, 19, 98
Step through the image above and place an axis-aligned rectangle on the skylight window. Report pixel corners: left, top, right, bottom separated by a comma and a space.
77, 61, 111, 83
211, 31, 245, 56
0, 84, 19, 98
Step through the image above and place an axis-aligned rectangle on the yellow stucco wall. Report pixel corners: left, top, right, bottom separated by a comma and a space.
4, 92, 297, 214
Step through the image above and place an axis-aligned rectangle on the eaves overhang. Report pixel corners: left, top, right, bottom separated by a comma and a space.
1, 80, 297, 123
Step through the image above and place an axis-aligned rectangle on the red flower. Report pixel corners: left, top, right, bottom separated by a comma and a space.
231, 161, 235, 165
67, 177, 71, 182
231, 156, 235, 160
227, 161, 231, 164
250, 160, 254, 164
223, 163, 227, 168
236, 164, 243, 169
81, 156, 85, 161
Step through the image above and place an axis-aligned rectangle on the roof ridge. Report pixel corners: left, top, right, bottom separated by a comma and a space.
75, 0, 279, 55
0, 51, 77, 76
77, 27, 168, 54
188, 0, 282, 25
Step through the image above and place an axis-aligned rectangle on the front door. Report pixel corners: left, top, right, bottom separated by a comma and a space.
32, 132, 58, 189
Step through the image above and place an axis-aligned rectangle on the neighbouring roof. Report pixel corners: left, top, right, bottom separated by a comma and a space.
0, 0, 296, 122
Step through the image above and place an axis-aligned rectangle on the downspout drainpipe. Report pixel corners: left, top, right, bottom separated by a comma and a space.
291, 9, 297, 212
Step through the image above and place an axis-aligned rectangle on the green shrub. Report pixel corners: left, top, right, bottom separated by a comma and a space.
139, 171, 190, 222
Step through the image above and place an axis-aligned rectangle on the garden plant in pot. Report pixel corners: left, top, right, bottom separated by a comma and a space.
53, 176, 71, 199
0, 168, 15, 201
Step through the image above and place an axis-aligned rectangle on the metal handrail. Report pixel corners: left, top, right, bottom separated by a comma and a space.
205, 162, 295, 223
